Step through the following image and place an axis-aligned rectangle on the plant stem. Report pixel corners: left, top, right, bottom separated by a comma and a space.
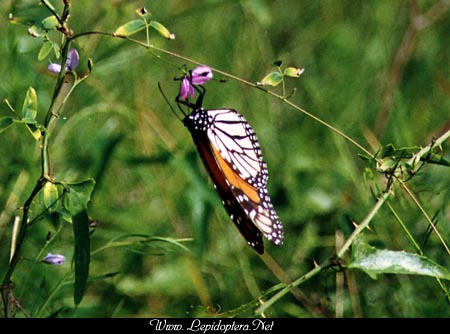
256, 263, 324, 315
1, 177, 47, 317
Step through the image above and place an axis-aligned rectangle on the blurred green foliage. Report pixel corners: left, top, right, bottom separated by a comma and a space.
0, 0, 449, 318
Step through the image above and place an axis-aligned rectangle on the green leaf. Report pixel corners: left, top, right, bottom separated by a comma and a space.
149, 20, 175, 39
378, 143, 419, 159
283, 67, 305, 77
42, 182, 59, 212
9, 14, 35, 26
41, 15, 60, 31
358, 153, 372, 162
21, 87, 38, 123
0, 116, 14, 133
52, 42, 60, 58
348, 237, 450, 280
376, 157, 401, 173
376, 143, 450, 171
113, 20, 146, 37
423, 152, 450, 167
63, 178, 96, 216
20, 87, 41, 140
59, 207, 72, 224
62, 179, 95, 306
257, 71, 283, 86
73, 209, 90, 306
88, 272, 120, 282
38, 40, 54, 61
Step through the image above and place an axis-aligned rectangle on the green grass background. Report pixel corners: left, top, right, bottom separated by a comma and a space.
0, 0, 449, 317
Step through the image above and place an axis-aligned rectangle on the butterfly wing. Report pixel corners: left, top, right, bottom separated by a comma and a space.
193, 135, 265, 253
184, 108, 283, 253
206, 110, 284, 244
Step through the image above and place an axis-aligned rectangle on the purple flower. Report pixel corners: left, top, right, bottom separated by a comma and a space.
42, 253, 65, 265
179, 65, 213, 100
191, 65, 213, 85
48, 48, 79, 73
180, 76, 195, 100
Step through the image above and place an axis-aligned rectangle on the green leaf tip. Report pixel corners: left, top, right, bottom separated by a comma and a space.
257, 71, 283, 87
113, 20, 146, 37
348, 237, 450, 280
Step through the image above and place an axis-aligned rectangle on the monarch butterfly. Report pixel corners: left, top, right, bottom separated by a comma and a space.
169, 69, 284, 254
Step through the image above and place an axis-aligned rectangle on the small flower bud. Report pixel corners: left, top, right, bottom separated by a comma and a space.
48, 48, 79, 74
66, 48, 79, 71
42, 253, 65, 265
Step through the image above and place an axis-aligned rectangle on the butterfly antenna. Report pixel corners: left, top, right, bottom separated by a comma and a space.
158, 82, 184, 121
